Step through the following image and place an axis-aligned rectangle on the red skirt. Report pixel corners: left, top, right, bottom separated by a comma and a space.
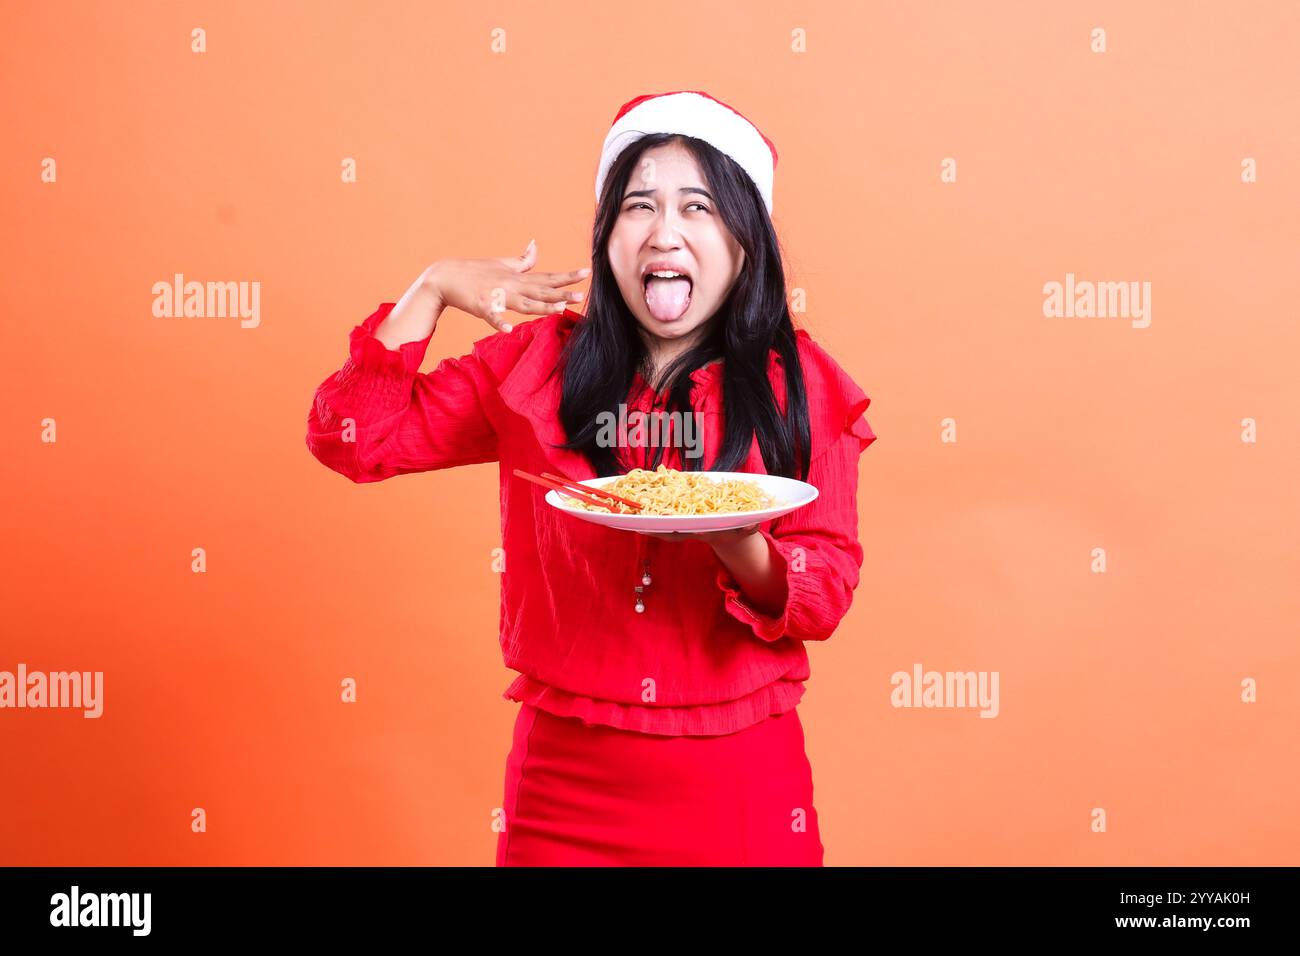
496, 702, 824, 866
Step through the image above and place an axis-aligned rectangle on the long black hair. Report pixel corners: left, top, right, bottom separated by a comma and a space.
554, 132, 811, 480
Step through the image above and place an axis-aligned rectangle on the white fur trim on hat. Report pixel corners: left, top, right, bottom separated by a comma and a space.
595, 91, 777, 215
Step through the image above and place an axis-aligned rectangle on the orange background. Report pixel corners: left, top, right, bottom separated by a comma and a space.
2, 0, 1297, 865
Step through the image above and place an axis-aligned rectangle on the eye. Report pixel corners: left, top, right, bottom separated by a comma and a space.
622, 201, 711, 213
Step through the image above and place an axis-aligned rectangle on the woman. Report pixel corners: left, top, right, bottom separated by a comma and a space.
306, 90, 877, 866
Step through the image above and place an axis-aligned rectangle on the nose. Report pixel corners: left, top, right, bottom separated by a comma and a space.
649, 205, 683, 249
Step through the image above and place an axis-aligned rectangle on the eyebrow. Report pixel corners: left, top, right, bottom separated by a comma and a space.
622, 186, 715, 201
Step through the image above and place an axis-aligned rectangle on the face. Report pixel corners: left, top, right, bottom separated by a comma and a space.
607, 141, 746, 351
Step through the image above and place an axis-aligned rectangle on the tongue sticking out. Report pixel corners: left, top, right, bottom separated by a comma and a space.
644, 277, 692, 321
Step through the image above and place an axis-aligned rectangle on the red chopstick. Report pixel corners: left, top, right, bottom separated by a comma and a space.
511, 469, 641, 513
541, 472, 643, 512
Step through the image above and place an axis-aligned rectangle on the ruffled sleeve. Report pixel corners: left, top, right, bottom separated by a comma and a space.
716, 331, 876, 642
305, 302, 503, 482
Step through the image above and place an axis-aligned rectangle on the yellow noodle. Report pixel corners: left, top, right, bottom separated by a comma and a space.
564, 464, 776, 516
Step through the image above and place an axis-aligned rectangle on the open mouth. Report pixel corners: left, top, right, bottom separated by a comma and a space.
642, 270, 693, 322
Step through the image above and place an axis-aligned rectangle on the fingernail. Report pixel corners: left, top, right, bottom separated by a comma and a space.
527, 238, 535, 249
579, 267, 591, 276
502, 323, 513, 332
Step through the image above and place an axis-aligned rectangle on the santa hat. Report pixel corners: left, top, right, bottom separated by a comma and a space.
595, 90, 779, 215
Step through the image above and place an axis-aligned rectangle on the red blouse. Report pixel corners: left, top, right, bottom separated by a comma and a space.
306, 303, 877, 736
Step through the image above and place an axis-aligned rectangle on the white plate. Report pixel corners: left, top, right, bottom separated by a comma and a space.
544, 471, 819, 534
